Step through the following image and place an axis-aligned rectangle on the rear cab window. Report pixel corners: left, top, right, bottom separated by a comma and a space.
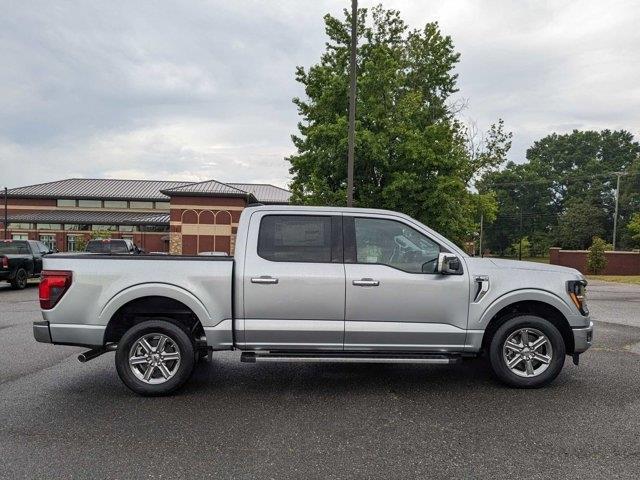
257, 215, 341, 263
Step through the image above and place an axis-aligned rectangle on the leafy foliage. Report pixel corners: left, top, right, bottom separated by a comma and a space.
480, 129, 640, 253
587, 236, 608, 274
287, 5, 509, 244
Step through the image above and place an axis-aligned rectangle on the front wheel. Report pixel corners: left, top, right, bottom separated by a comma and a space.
115, 320, 195, 396
489, 315, 566, 388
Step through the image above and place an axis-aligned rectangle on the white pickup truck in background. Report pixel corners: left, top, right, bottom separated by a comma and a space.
34, 206, 593, 396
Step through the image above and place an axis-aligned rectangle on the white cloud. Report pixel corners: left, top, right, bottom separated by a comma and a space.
1, 0, 638, 188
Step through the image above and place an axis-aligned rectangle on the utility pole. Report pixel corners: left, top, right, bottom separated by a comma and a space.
3, 187, 7, 240
346, 0, 357, 207
518, 207, 523, 261
479, 213, 484, 257
612, 172, 622, 251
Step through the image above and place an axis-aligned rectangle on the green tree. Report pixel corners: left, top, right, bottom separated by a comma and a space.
587, 236, 608, 274
553, 198, 607, 249
287, 5, 509, 244
479, 129, 640, 253
628, 212, 640, 248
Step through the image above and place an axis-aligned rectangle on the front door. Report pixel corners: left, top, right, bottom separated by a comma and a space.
242, 212, 345, 350
343, 215, 469, 352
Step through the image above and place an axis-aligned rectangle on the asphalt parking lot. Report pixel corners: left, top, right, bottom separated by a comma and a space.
1, 280, 639, 479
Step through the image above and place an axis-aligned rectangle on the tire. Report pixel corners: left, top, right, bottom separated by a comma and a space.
10, 268, 28, 290
115, 320, 196, 396
489, 314, 566, 388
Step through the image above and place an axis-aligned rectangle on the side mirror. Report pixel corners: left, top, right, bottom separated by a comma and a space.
437, 252, 463, 275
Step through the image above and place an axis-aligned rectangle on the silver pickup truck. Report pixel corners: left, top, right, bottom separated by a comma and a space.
34, 206, 593, 396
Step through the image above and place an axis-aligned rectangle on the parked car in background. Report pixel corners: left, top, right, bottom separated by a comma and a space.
0, 239, 54, 289
34, 206, 593, 396
85, 239, 141, 255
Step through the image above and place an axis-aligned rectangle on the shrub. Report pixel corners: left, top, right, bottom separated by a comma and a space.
587, 236, 608, 274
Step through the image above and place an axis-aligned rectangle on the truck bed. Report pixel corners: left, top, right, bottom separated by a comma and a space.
41, 254, 234, 348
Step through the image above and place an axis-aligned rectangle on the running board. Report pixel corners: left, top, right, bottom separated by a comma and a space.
240, 352, 461, 364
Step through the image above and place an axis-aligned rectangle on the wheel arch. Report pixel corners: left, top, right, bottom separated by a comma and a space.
480, 300, 575, 354
100, 283, 213, 345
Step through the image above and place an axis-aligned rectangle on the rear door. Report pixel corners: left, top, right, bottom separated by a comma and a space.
242, 212, 345, 350
343, 214, 469, 352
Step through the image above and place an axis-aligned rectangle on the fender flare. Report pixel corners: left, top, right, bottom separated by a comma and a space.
99, 282, 215, 336
477, 288, 574, 330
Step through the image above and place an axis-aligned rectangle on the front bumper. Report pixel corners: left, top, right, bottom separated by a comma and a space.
33, 321, 52, 343
572, 321, 594, 353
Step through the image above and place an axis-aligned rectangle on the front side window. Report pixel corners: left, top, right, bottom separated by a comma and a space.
258, 215, 332, 263
353, 217, 440, 273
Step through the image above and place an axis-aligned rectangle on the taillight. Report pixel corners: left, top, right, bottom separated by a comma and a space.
1, 257, 7, 269
39, 270, 73, 310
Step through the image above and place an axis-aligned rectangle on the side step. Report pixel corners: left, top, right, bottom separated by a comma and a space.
240, 352, 461, 365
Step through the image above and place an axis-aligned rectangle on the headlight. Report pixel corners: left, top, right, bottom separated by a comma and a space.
567, 280, 588, 315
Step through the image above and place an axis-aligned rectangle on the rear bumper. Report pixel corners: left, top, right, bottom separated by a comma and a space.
572, 321, 594, 354
0, 270, 12, 281
33, 321, 52, 343
33, 321, 105, 347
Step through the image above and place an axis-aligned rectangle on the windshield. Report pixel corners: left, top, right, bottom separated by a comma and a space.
0, 241, 30, 254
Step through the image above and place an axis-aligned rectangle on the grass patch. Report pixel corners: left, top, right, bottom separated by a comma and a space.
586, 275, 640, 285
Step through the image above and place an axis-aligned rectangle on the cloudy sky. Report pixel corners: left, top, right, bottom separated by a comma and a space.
1, 0, 638, 189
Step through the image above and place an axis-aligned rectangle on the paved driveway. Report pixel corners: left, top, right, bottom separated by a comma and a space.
1, 280, 639, 479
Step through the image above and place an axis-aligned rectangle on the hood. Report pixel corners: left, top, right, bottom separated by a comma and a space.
486, 258, 581, 276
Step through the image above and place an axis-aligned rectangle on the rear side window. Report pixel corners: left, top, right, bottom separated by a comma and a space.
86, 240, 128, 254
258, 215, 333, 263
0, 241, 29, 254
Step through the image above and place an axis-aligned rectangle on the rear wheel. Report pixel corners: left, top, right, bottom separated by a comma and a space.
10, 268, 28, 290
115, 320, 195, 396
489, 315, 565, 388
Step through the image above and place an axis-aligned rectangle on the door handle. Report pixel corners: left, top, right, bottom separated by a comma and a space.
251, 276, 279, 285
353, 278, 380, 287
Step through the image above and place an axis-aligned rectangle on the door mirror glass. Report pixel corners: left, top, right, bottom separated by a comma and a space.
437, 253, 463, 275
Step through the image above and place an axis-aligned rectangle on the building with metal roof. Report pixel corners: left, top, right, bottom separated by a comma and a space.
2, 177, 291, 254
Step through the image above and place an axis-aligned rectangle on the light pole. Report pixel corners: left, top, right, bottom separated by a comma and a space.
612, 172, 622, 251
346, 0, 358, 207
3, 187, 7, 240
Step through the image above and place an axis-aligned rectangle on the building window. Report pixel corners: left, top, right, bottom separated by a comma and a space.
65, 224, 91, 231
154, 202, 170, 210
12, 233, 28, 240
104, 200, 128, 209
36, 223, 62, 230
39, 235, 56, 250
8, 222, 33, 230
140, 225, 169, 232
57, 199, 77, 207
78, 199, 102, 208
130, 201, 154, 209
92, 224, 117, 231
66, 235, 83, 252
119, 225, 138, 232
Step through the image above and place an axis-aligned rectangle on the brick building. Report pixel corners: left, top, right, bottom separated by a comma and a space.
1, 178, 291, 255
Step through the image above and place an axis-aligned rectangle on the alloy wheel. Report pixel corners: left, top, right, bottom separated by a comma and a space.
502, 327, 553, 378
128, 333, 181, 384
